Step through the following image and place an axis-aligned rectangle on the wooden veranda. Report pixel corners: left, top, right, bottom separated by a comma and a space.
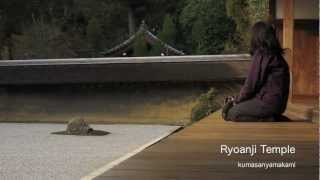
94, 110, 318, 180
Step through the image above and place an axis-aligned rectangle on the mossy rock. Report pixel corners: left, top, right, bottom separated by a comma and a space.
52, 117, 110, 136
66, 117, 92, 135
191, 88, 221, 122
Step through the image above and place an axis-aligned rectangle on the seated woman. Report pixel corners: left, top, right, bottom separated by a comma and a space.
223, 21, 290, 122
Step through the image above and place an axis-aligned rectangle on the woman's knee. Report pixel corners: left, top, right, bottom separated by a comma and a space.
225, 102, 261, 122
225, 106, 240, 121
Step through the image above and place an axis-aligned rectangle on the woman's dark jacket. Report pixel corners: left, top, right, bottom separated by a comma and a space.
235, 51, 290, 114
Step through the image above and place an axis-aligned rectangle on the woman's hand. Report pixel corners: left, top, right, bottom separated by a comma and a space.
224, 96, 236, 105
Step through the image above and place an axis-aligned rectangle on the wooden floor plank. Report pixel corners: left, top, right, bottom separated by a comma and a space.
94, 110, 319, 180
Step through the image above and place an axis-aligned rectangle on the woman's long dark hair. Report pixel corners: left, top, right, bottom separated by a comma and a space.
250, 21, 284, 56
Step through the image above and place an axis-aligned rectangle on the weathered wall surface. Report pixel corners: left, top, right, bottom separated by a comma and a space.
0, 82, 242, 125
0, 55, 250, 85
0, 55, 249, 125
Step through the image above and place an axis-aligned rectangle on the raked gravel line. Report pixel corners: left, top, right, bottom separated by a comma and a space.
0, 123, 180, 180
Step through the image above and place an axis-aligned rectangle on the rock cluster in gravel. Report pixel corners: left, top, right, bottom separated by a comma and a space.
52, 117, 110, 136
67, 117, 93, 135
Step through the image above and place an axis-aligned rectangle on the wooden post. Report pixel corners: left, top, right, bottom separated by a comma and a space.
283, 0, 294, 102
283, 0, 294, 68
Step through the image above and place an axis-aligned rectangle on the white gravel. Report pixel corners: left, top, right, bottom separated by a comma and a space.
0, 123, 179, 180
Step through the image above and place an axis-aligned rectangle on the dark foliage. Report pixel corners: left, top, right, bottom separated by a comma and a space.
0, 0, 268, 59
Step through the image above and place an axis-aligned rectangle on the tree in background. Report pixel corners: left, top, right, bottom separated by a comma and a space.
0, 0, 29, 59
225, 0, 251, 53
64, 0, 128, 56
150, 14, 177, 56
225, 0, 269, 53
0, 0, 269, 59
247, 0, 269, 24
159, 14, 176, 45
118, 0, 179, 35
1, 0, 130, 59
179, 0, 236, 55
133, 34, 148, 57
13, 17, 75, 59
86, 17, 103, 56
